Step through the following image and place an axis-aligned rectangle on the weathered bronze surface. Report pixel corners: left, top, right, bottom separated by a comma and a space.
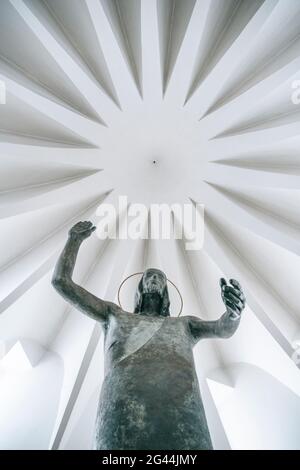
52, 221, 246, 450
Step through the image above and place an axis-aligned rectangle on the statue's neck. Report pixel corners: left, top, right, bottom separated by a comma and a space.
140, 293, 162, 316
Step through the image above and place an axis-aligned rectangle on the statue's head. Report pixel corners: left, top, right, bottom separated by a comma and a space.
134, 268, 170, 317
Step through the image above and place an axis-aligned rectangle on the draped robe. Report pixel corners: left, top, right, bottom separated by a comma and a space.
93, 310, 212, 450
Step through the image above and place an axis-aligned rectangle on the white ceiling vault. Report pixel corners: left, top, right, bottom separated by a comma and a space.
0, 0, 300, 450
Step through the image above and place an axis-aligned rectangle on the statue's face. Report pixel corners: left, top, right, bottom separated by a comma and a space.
142, 269, 166, 296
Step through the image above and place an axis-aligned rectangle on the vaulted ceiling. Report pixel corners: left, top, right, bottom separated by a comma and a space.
0, 0, 300, 450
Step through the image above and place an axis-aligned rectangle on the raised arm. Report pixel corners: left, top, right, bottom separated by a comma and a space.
187, 278, 246, 344
52, 221, 118, 324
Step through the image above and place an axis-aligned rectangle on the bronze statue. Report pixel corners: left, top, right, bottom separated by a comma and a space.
52, 221, 246, 450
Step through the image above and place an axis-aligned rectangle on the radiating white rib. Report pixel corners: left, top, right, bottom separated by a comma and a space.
203, 208, 299, 355
57, 338, 103, 450
190, 180, 300, 257
0, 171, 109, 219
185, 0, 279, 119
10, 0, 120, 126
141, 0, 162, 104
0, 171, 99, 206
0, 192, 108, 313
204, 162, 300, 190
86, 0, 141, 110
165, 0, 212, 106
0, 72, 106, 147
200, 0, 300, 118
179, 208, 296, 373
0, 54, 99, 124
41, 0, 120, 107
207, 121, 300, 156
199, 56, 300, 138
0, 145, 101, 168
210, 100, 300, 142
200, 185, 300, 244
0, 250, 60, 315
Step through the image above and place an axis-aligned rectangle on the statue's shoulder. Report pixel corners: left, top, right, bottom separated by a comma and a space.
106, 301, 124, 317
106, 302, 136, 322
181, 315, 206, 326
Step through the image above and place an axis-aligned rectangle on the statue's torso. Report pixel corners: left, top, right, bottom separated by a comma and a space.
103, 311, 193, 373
94, 311, 212, 450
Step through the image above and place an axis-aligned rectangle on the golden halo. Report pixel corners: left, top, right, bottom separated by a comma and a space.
117, 272, 183, 317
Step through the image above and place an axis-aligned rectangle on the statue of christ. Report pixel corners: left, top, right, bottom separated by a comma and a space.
52, 221, 245, 450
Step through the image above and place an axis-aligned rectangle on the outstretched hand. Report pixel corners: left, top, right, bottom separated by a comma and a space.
220, 278, 246, 320
69, 221, 96, 241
